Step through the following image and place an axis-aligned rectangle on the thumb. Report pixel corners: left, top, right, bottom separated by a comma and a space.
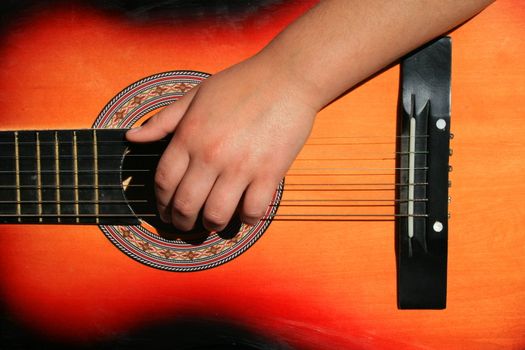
126, 86, 198, 142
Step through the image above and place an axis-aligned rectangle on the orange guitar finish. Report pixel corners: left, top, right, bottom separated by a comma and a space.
1, 1, 524, 348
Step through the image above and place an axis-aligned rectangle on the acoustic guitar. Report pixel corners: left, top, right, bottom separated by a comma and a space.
1, 1, 524, 349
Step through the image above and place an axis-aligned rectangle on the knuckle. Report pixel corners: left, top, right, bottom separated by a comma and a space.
172, 196, 196, 218
154, 166, 172, 192
199, 144, 223, 166
229, 154, 252, 175
176, 115, 202, 142
204, 209, 229, 229
174, 127, 192, 146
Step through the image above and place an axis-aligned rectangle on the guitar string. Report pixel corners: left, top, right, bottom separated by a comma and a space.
0, 200, 398, 207
0, 185, 422, 192
0, 194, 426, 217
0, 135, 429, 145
309, 135, 428, 139
0, 167, 427, 174
268, 218, 396, 222
4, 141, 402, 146
0, 214, 427, 219
0, 152, 427, 159
0, 183, 426, 189
0, 198, 427, 203
283, 182, 427, 186
0, 202, 425, 217
1, 136, 427, 219
280, 198, 427, 202
0, 148, 419, 174
0, 176, 426, 217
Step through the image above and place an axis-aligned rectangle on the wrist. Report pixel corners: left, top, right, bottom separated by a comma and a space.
250, 47, 326, 114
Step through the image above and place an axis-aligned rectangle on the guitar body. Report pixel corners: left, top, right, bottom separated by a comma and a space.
1, 1, 524, 348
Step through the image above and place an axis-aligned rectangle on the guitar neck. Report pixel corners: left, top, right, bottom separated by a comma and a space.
0, 129, 139, 225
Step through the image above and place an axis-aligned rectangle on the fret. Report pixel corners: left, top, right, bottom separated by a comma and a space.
40, 131, 58, 223
0, 132, 17, 223
15, 131, 21, 222
36, 132, 43, 222
18, 132, 38, 223
58, 131, 76, 223
55, 132, 61, 222
76, 130, 96, 224
96, 129, 139, 225
93, 130, 99, 224
73, 131, 80, 223
97, 130, 127, 221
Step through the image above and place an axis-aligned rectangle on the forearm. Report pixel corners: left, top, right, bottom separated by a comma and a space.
127, 0, 494, 231
255, 0, 494, 111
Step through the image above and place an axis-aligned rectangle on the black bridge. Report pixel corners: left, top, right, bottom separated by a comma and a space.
397, 37, 452, 309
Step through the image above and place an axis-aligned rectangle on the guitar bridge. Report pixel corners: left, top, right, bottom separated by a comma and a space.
397, 37, 452, 309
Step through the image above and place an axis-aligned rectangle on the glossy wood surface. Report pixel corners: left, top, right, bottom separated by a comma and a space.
0, 1, 524, 348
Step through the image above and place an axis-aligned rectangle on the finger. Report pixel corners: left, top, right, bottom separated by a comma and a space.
202, 175, 248, 232
241, 178, 280, 226
154, 141, 190, 223
126, 86, 198, 142
171, 161, 218, 231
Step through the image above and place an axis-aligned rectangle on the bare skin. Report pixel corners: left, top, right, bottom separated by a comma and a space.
126, 0, 494, 232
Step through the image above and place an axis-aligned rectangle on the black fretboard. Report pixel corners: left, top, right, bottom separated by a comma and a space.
0, 129, 139, 225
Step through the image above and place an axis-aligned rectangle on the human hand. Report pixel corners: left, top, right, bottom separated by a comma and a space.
126, 56, 317, 232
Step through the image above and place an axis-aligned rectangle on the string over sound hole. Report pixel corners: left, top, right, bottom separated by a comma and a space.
121, 139, 243, 243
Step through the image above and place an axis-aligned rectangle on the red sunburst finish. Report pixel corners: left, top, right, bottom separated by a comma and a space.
1, 1, 524, 349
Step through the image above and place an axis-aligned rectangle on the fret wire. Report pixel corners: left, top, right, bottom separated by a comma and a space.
55, 132, 61, 222
73, 131, 79, 223
14, 132, 21, 223
36, 132, 43, 222
93, 130, 99, 224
